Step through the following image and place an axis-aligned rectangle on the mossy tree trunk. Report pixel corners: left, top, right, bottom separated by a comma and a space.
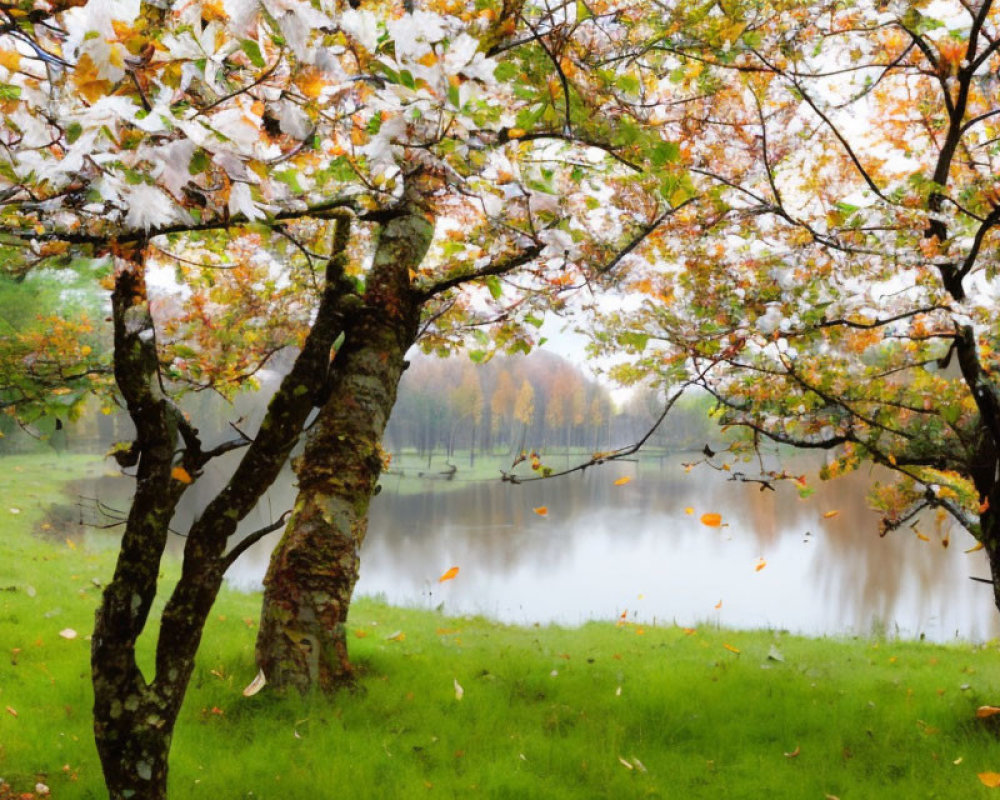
255, 207, 434, 692
92, 221, 353, 798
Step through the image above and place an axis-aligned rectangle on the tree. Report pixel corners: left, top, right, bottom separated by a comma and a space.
1, 0, 685, 792
594, 1, 1000, 614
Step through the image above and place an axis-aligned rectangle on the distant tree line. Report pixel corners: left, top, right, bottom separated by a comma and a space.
383, 351, 718, 463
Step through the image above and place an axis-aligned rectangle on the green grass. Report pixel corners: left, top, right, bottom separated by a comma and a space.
4, 453, 1000, 798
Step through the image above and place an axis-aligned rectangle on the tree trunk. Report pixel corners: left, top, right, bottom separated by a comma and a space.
256, 207, 434, 692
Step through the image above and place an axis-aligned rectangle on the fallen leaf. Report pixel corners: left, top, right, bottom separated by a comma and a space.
768, 645, 785, 662
386, 630, 405, 641
755, 558, 767, 572
618, 756, 634, 770
532, 505, 549, 518
171, 466, 193, 484
684, 506, 695, 515
682, 627, 697, 636
613, 476, 632, 486
632, 757, 647, 773
915, 532, 930, 542
784, 746, 800, 758
438, 566, 460, 583
65, 538, 76, 550
5, 705, 17, 717
723, 643, 740, 654
354, 629, 368, 638
979, 772, 1000, 788
954, 757, 964, 765
242, 669, 266, 697
977, 706, 1000, 719
822, 510, 840, 519
967, 542, 985, 553
9, 507, 20, 514
59, 628, 77, 640
453, 678, 464, 701
700, 512, 722, 527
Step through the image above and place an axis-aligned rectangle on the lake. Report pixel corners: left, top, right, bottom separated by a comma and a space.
225, 456, 1000, 643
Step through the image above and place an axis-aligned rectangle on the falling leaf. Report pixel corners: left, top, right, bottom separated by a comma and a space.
613, 476, 632, 486
684, 506, 694, 515
533, 506, 548, 516
966, 542, 985, 553
755, 558, 767, 572
977, 706, 1000, 719
65, 538, 76, 550
714, 600, 723, 609
783, 746, 800, 758
453, 678, 464, 701
700, 512, 723, 527
682, 627, 697, 636
822, 510, 840, 519
242, 669, 266, 697
171, 466, 193, 484
979, 772, 1000, 788
59, 628, 77, 640
723, 643, 740, 654
438, 566, 460, 583
386, 630, 406, 641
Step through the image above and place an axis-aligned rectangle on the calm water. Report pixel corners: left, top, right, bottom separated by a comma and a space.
226, 457, 1000, 643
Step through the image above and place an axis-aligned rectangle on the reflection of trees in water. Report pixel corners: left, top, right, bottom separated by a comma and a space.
56, 453, 1000, 637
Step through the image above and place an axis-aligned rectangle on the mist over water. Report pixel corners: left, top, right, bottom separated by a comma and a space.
223, 456, 1000, 643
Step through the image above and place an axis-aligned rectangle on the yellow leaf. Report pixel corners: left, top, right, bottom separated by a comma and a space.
354, 629, 368, 638
65, 538, 76, 550
966, 542, 985, 553
684, 506, 694, 515
0, 49, 21, 71
453, 678, 464, 701
977, 706, 1000, 719
508, 127, 527, 139
888, 454, 897, 465
171, 466, 193, 484
533, 506, 548, 517
915, 532, 930, 542
438, 566, 460, 583
682, 627, 696, 636
700, 512, 722, 527
979, 772, 1000, 788
822, 510, 840, 519
723, 643, 740, 654
754, 558, 767, 572
613, 476, 632, 486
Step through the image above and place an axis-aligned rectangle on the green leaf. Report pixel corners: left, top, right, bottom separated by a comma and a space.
0, 84, 21, 101
485, 275, 502, 300
650, 141, 681, 166
524, 313, 544, 328
241, 39, 265, 68
66, 122, 83, 144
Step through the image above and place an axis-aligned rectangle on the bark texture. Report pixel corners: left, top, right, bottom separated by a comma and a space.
256, 207, 434, 692
92, 221, 352, 799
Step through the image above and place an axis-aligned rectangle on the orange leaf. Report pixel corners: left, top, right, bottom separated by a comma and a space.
507, 127, 526, 139
5, 706, 17, 717
354, 629, 368, 639
533, 506, 548, 517
755, 558, 767, 572
714, 600, 723, 609
822, 510, 840, 519
171, 466, 193, 484
682, 627, 697, 636
980, 497, 991, 513
977, 706, 1000, 719
613, 476, 632, 486
784, 746, 800, 758
438, 566, 460, 583
915, 532, 930, 542
979, 772, 1000, 788
723, 643, 740, 654
700, 512, 722, 527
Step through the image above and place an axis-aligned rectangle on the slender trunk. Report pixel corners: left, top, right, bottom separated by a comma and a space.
256, 208, 434, 692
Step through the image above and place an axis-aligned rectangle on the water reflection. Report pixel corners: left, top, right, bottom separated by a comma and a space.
225, 458, 1000, 643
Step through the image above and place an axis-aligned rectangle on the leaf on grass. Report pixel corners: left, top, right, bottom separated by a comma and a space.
618, 756, 634, 770
171, 466, 193, 484
682, 627, 697, 636
386, 630, 406, 641
613, 476, 632, 486
768, 645, 785, 662
65, 538, 76, 550
822, 510, 840, 519
755, 558, 767, 572
533, 506, 548, 516
9, 507, 20, 514
242, 669, 266, 697
979, 772, 1000, 788
966, 542, 985, 553
783, 746, 800, 758
59, 628, 77, 640
954, 757, 963, 765
438, 566, 459, 583
454, 678, 464, 701
723, 643, 740, 654
354, 629, 368, 638
977, 706, 1000, 719
700, 512, 722, 527
6, 705, 17, 717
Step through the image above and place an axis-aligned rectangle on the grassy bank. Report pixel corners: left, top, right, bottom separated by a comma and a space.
4, 454, 1000, 798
